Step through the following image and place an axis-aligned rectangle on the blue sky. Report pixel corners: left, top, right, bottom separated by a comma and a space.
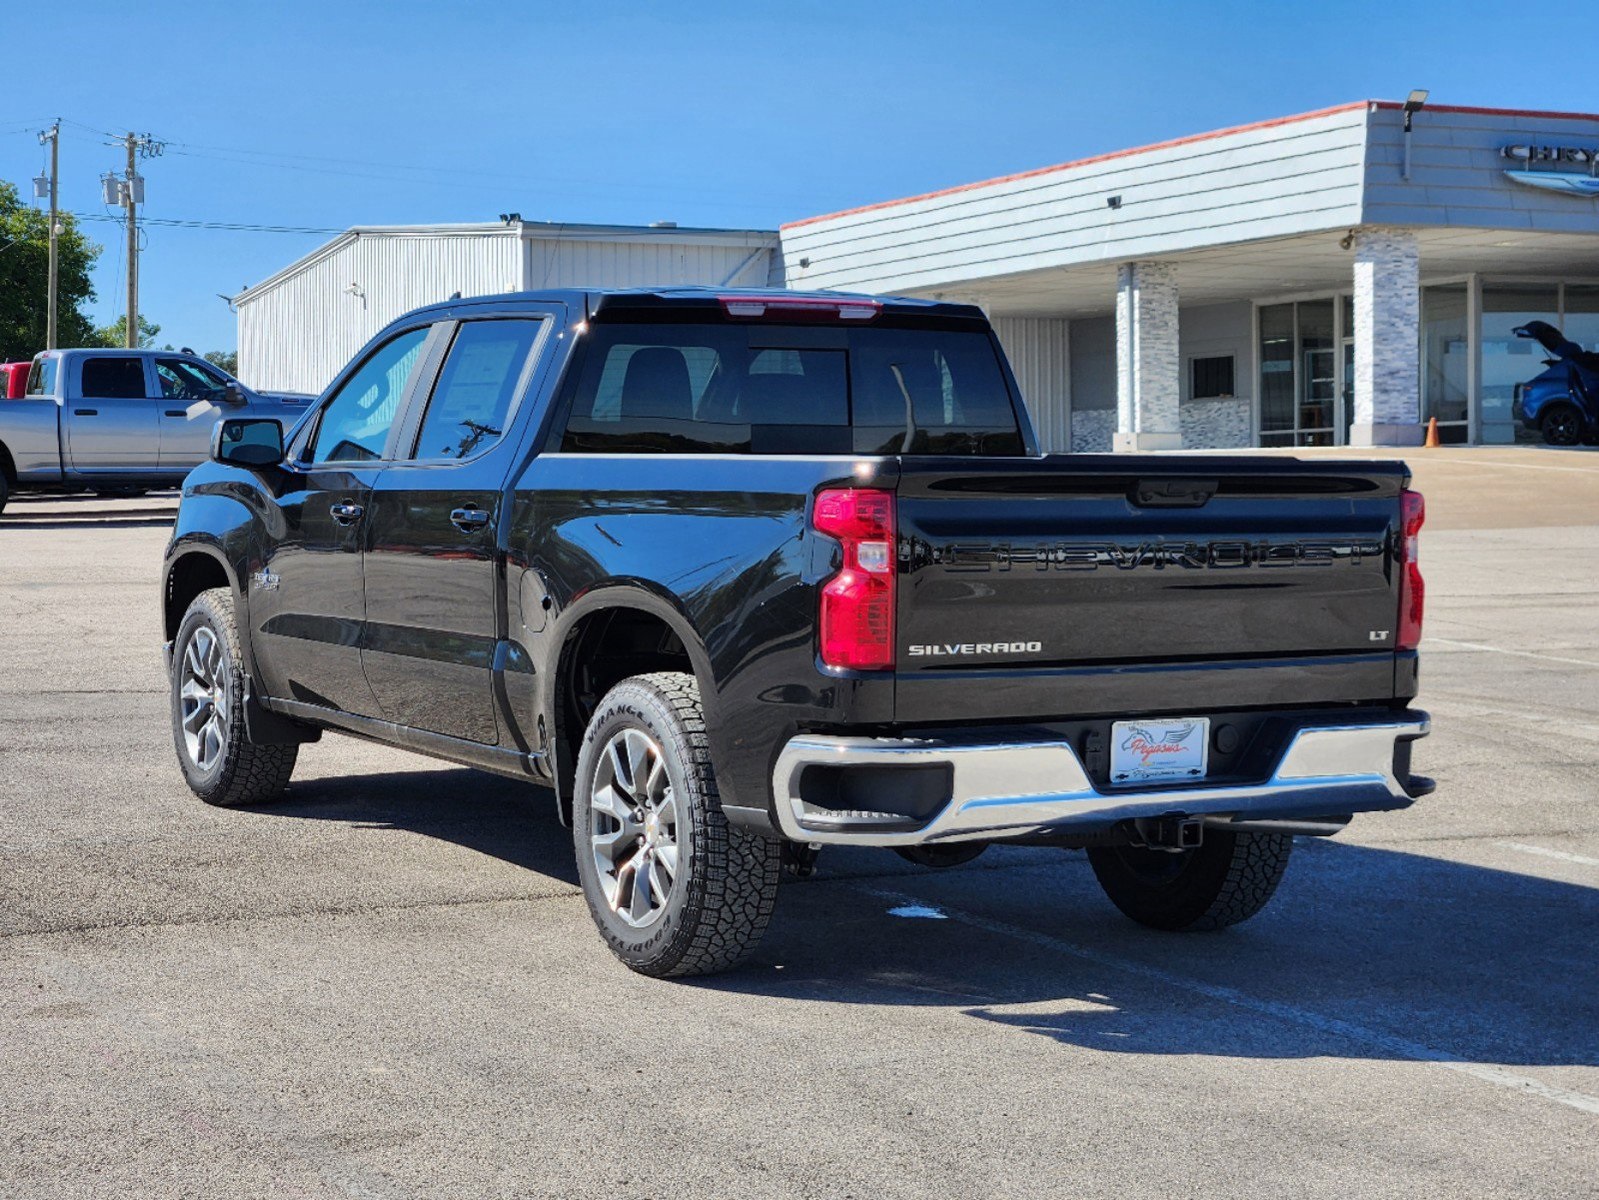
5, 0, 1598, 355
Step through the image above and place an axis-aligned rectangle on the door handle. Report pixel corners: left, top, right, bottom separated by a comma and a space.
164, 409, 187, 417
329, 501, 365, 526
74, 408, 98, 416
450, 506, 491, 533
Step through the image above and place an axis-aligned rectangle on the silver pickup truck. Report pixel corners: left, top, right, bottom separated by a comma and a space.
0, 348, 312, 513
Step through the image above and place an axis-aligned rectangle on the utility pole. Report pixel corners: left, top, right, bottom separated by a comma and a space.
124, 132, 138, 348
38, 122, 60, 349
111, 132, 162, 348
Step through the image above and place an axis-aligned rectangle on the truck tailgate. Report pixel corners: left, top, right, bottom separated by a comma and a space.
893, 454, 1408, 724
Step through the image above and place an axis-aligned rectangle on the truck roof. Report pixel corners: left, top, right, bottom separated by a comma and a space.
399, 286, 987, 324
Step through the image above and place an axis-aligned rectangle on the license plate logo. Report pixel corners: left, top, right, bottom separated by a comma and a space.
1110, 718, 1210, 784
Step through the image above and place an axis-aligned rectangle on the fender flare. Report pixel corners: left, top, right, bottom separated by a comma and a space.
163, 536, 319, 747
541, 580, 721, 818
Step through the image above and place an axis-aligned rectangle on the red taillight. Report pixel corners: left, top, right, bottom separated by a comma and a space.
719, 294, 881, 322
1398, 489, 1425, 651
813, 488, 895, 670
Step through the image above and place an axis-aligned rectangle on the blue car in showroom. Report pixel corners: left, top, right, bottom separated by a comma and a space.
1513, 320, 1599, 446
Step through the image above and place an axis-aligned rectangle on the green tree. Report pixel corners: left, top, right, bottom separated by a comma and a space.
94, 314, 162, 349
0, 180, 103, 359
204, 349, 238, 376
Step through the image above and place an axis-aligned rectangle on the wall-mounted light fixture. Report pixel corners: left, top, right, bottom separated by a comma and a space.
1402, 89, 1428, 181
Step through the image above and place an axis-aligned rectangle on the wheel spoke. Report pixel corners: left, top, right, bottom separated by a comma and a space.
610, 846, 642, 914
645, 755, 668, 803
628, 850, 654, 923
182, 699, 211, 734
184, 640, 208, 686
606, 737, 633, 795
623, 730, 653, 799
653, 842, 679, 882
590, 782, 632, 825
654, 789, 678, 833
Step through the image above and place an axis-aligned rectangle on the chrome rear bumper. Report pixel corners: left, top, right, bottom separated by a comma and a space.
771, 716, 1429, 847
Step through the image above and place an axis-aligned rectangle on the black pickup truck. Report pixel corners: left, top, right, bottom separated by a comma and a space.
161, 288, 1431, 977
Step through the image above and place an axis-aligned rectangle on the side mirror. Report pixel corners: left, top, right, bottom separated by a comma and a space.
212, 417, 284, 468
222, 380, 248, 405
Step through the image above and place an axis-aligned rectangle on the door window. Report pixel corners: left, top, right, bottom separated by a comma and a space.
409, 319, 542, 460
308, 327, 429, 463
80, 357, 146, 399
156, 358, 229, 401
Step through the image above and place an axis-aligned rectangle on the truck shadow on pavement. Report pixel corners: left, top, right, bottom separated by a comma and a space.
257, 767, 1597, 1072
709, 840, 1599, 1072
268, 768, 579, 883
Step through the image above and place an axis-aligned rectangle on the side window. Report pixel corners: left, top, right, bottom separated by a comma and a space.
27, 357, 57, 398
410, 319, 541, 460
80, 357, 147, 399
156, 358, 226, 401
308, 327, 430, 464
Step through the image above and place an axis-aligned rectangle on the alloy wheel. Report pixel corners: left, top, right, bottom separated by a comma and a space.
589, 728, 680, 928
178, 624, 231, 772
1546, 409, 1583, 446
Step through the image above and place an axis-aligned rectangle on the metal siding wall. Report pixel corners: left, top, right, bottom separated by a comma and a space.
523, 238, 773, 290
1362, 107, 1599, 233
238, 232, 522, 393
992, 316, 1071, 453
782, 108, 1370, 295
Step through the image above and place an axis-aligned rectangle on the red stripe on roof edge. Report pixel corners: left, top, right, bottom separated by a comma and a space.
783, 99, 1599, 232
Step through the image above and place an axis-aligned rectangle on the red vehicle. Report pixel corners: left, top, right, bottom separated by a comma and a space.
0, 362, 29, 399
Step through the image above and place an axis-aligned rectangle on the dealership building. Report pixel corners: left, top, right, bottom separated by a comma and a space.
237, 99, 1599, 451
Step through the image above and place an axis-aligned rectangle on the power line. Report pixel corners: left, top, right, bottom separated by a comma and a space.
68, 211, 341, 235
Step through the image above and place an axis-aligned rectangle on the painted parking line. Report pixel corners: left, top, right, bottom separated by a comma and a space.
1500, 842, 1599, 869
854, 882, 1599, 1117
1426, 637, 1599, 669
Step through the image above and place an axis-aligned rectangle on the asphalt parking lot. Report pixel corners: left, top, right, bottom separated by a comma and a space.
2, 448, 1597, 1199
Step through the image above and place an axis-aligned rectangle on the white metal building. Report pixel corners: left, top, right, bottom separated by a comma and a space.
235, 221, 779, 393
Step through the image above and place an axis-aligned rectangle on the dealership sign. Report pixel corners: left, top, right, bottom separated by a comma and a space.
1501, 144, 1599, 197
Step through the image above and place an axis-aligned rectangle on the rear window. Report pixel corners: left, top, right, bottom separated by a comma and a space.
557, 322, 1024, 455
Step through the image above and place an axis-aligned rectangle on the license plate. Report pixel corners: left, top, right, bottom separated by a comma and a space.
1110, 717, 1210, 784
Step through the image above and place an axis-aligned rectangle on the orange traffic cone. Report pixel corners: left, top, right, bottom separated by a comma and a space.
1424, 417, 1439, 448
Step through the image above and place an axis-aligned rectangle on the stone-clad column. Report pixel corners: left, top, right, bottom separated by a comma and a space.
1350, 227, 1423, 446
1114, 261, 1181, 452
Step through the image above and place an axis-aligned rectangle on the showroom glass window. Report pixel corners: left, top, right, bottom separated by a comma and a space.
1561, 284, 1599, 355
1258, 300, 1334, 447
1478, 284, 1557, 442
1422, 284, 1472, 445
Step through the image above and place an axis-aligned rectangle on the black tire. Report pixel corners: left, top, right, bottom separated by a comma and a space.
573, 672, 780, 978
0, 471, 8, 516
1541, 405, 1586, 447
170, 587, 297, 806
1086, 828, 1292, 931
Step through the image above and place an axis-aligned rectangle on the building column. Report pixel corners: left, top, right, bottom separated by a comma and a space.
1114, 261, 1181, 452
1349, 227, 1423, 446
